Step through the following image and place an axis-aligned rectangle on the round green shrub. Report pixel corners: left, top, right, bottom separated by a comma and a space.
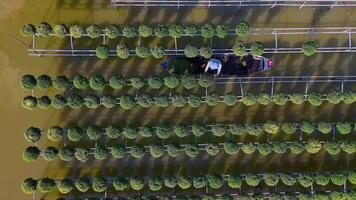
150, 46, 165, 59
105, 24, 119, 39
155, 95, 170, 107
168, 23, 184, 38
301, 120, 314, 134
281, 122, 297, 134
139, 25, 153, 37
37, 75, 52, 90
257, 93, 270, 105
199, 46, 213, 59
185, 143, 199, 158
232, 41, 246, 56
272, 141, 288, 154
205, 143, 220, 156
223, 93, 237, 106
43, 146, 58, 161
67, 126, 84, 142
38, 177, 55, 193
155, 124, 172, 139
22, 96, 37, 110
272, 93, 288, 105
184, 45, 199, 58
308, 91, 323, 106
130, 77, 145, 89
342, 91, 356, 104
177, 175, 192, 189
242, 93, 257, 106
171, 94, 187, 107
139, 126, 154, 137
67, 94, 84, 109
246, 124, 263, 136
185, 25, 197, 37
298, 173, 313, 187
23, 146, 40, 162
192, 175, 206, 189
119, 95, 136, 109
58, 146, 75, 161
258, 143, 272, 155
229, 124, 246, 135
336, 122, 351, 134
75, 177, 91, 192
92, 176, 107, 192
130, 176, 145, 190
47, 126, 64, 141
21, 75, 37, 90
37, 96, 52, 109
330, 171, 347, 186
21, 24, 36, 37
181, 75, 197, 89
70, 25, 85, 38
324, 141, 341, 155
52, 94, 67, 109
37, 22, 52, 36
86, 24, 101, 38
205, 93, 219, 106
24, 127, 41, 143
53, 75, 70, 90
211, 123, 227, 137
173, 125, 188, 138
89, 74, 107, 90
305, 139, 322, 154
122, 125, 139, 139
122, 26, 137, 38
227, 174, 243, 189
245, 174, 261, 186
154, 25, 169, 38
147, 75, 163, 89
108, 74, 125, 89
188, 94, 202, 107
148, 177, 163, 191
236, 21, 249, 37
207, 174, 224, 189
315, 172, 330, 186
216, 25, 229, 38
192, 123, 205, 137
87, 125, 102, 140
53, 24, 69, 38
280, 173, 296, 186
73, 75, 89, 89
21, 178, 37, 194
74, 147, 90, 162
136, 94, 153, 108
201, 24, 215, 38
164, 75, 180, 89
302, 40, 318, 56
342, 141, 356, 153
164, 176, 178, 188
327, 90, 342, 104
348, 170, 356, 184
94, 145, 109, 160
149, 144, 165, 158
264, 173, 279, 186
111, 144, 126, 159
130, 145, 146, 158
241, 143, 257, 154
116, 43, 130, 59
317, 122, 332, 134
289, 93, 304, 104
289, 141, 305, 154
198, 75, 214, 88
250, 42, 264, 56
84, 94, 100, 108
96, 45, 110, 59
223, 142, 239, 155
58, 178, 74, 194
264, 121, 279, 134
167, 143, 182, 157
113, 176, 129, 191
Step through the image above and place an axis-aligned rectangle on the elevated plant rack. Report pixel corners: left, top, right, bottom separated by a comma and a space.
110, 0, 356, 9
28, 27, 356, 57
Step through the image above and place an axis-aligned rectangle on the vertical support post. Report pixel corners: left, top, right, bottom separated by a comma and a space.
271, 77, 275, 96
103, 32, 106, 45
348, 27, 352, 51
332, 124, 336, 140
299, 0, 306, 10
239, 78, 244, 97
304, 77, 309, 97
175, 38, 177, 53
32, 35, 35, 54
341, 78, 344, 93
177, 0, 180, 10
274, 32, 278, 53
331, 0, 338, 9
70, 35, 74, 56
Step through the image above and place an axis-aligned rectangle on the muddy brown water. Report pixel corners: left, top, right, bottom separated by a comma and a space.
0, 0, 356, 199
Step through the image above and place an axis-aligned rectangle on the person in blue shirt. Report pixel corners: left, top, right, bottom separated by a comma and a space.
204, 58, 222, 76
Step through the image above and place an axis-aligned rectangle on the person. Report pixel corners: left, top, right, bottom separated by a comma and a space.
204, 58, 222, 76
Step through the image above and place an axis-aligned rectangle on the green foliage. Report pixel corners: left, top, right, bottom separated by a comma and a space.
232, 41, 246, 56
258, 93, 270, 105
205, 93, 219, 106
37, 96, 52, 109
227, 174, 243, 189
108, 75, 125, 89
177, 176, 192, 189
148, 177, 163, 191
192, 123, 205, 137
149, 144, 165, 158
130, 77, 145, 89
24, 127, 41, 142
167, 143, 182, 157
315, 172, 330, 186
317, 122, 332, 134
181, 75, 197, 89
173, 125, 188, 138
336, 122, 352, 134
111, 144, 126, 159
73, 75, 89, 89
216, 25, 229, 38
54, 24, 69, 38
96, 45, 110, 59
137, 94, 153, 108
92, 176, 107, 192
192, 175, 207, 189
74, 147, 90, 162
122, 26, 137, 38
135, 45, 150, 58
280, 173, 297, 186
201, 24, 215, 38
67, 94, 84, 109
229, 124, 246, 135
130, 176, 145, 190
211, 123, 227, 137
272, 93, 288, 105
154, 95, 170, 107
207, 174, 224, 189
185, 25, 197, 37
169, 23, 184, 38
236, 21, 249, 37
245, 174, 261, 186
130, 145, 146, 158
52, 94, 67, 109
301, 120, 314, 134
94, 145, 109, 160
199, 46, 213, 59
53, 75, 70, 90
38, 178, 55, 193
171, 94, 187, 107
302, 40, 318, 56
154, 25, 169, 38
224, 92, 237, 106
119, 95, 136, 109
305, 139, 322, 154
150, 46, 165, 58
330, 171, 347, 186
241, 143, 257, 154
116, 43, 130, 59
57, 178, 74, 194
250, 42, 264, 56
342, 91, 356, 104
324, 141, 341, 155
348, 170, 356, 184
185, 143, 199, 158
164, 176, 178, 188
308, 91, 323, 106
75, 177, 91, 192
242, 93, 257, 106
289, 93, 304, 104
21, 24, 36, 37
37, 22, 52, 36
289, 141, 305, 154
198, 74, 214, 88
43, 146, 58, 161
155, 124, 172, 139
47, 126, 64, 141
84, 94, 100, 108
140, 126, 154, 137
164, 75, 180, 89
327, 90, 342, 104
37, 75, 52, 90
22, 96, 37, 110
342, 141, 356, 153
70, 25, 85, 38
298, 173, 313, 187
264, 121, 279, 134
105, 25, 119, 39
58, 146, 75, 161
122, 125, 139, 139
205, 143, 220, 156
86, 24, 101, 38
23, 146, 40, 162
281, 122, 297, 134
21, 178, 37, 194
258, 143, 272, 155
264, 173, 279, 186
21, 75, 37, 90
272, 141, 288, 154
113, 177, 129, 191
147, 75, 163, 89
139, 25, 153, 37
184, 45, 199, 58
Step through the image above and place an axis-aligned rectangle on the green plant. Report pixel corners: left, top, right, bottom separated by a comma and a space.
136, 45, 150, 58
289, 93, 304, 104
245, 174, 260, 186
92, 176, 107, 192
150, 46, 165, 58
201, 23, 215, 38
169, 23, 184, 38
37, 75, 52, 90
96, 45, 110, 59
327, 90, 342, 104
57, 178, 74, 194
147, 75, 163, 89
140, 126, 153, 137
181, 75, 197, 89
298, 173, 313, 187
53, 75, 70, 90
119, 95, 136, 109
122, 26, 137, 38
70, 25, 85, 38
273, 141, 288, 154
236, 21, 249, 37
37, 96, 52, 109
223, 142, 239, 155
207, 174, 224, 189
330, 171, 347, 186
24, 127, 41, 142
193, 175, 206, 189
227, 174, 243, 189
84, 95, 100, 108
198, 75, 214, 88
199, 46, 213, 58
205, 93, 219, 106
250, 42, 264, 56
257, 93, 270, 105
315, 172, 330, 186
130, 77, 145, 89
171, 94, 187, 107
258, 143, 272, 155
232, 41, 246, 56
229, 124, 246, 135
53, 24, 69, 38
38, 178, 55, 193
289, 141, 305, 154
21, 24, 36, 37
164, 176, 178, 188
342, 141, 356, 153
280, 173, 296, 186
302, 40, 318, 56
130, 145, 146, 158
22, 96, 37, 110
67, 94, 84, 109
264, 173, 279, 186
167, 144, 182, 157
74, 148, 90, 162
205, 143, 220, 156
305, 139, 322, 154
108, 75, 125, 89
185, 25, 197, 37
43, 146, 58, 161
21, 75, 37, 90
177, 176, 192, 189
155, 95, 170, 107
111, 145, 126, 158
264, 121, 279, 134
336, 122, 352, 134
58, 146, 75, 161
21, 178, 37, 194
154, 25, 169, 38
149, 144, 165, 158
308, 91, 323, 106
139, 25, 153, 37
130, 176, 145, 191
113, 177, 129, 191
173, 125, 188, 138
241, 143, 257, 154
281, 122, 297, 134
301, 120, 314, 134
73, 75, 89, 89
67, 127, 84, 142
184, 45, 199, 58
211, 123, 227, 137
148, 177, 163, 191
102, 95, 117, 108
94, 145, 109, 160
224, 93, 237, 106
86, 24, 101, 38
192, 123, 205, 137
272, 93, 288, 105
37, 22, 52, 36
216, 25, 229, 38
164, 75, 180, 89
52, 94, 67, 109
137, 94, 154, 108
155, 124, 172, 139
75, 177, 91, 192
47, 126, 64, 141
105, 24, 119, 39
122, 125, 139, 139
116, 43, 130, 59
185, 144, 199, 158
242, 93, 257, 106
342, 91, 356, 104
317, 122, 332, 134
23, 146, 40, 162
